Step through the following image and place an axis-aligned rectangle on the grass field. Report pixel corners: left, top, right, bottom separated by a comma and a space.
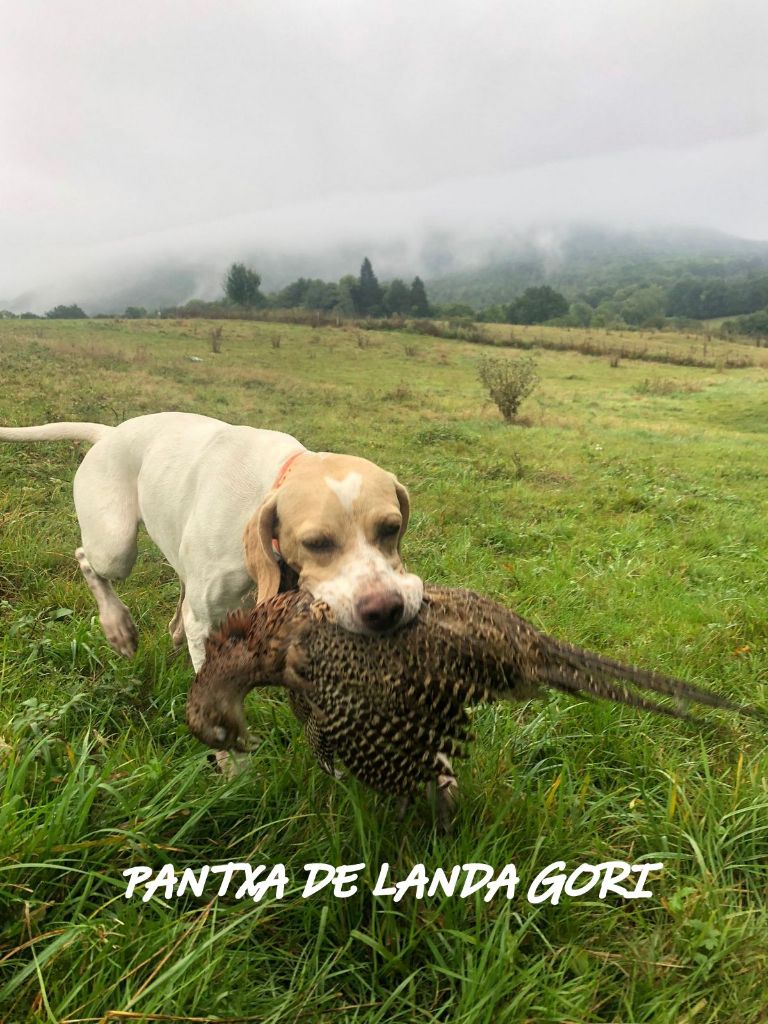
1, 317, 767, 1023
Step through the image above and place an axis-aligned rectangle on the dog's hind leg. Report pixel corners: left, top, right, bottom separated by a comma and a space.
75, 548, 139, 657
73, 446, 140, 658
168, 582, 187, 652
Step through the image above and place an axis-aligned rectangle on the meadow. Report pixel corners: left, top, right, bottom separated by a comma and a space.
0, 317, 767, 1023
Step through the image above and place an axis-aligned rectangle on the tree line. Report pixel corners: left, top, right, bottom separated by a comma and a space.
5, 258, 767, 339
473, 275, 768, 331
223, 257, 431, 318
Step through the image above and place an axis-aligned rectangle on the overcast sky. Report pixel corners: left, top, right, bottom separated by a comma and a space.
2, 0, 767, 307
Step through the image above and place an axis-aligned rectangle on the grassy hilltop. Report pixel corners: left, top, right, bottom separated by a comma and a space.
0, 318, 767, 1022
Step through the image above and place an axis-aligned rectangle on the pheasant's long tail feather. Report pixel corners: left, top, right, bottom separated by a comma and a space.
540, 663, 715, 727
544, 637, 766, 721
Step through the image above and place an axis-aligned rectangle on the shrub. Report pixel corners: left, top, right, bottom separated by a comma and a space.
45, 303, 87, 319
477, 354, 539, 423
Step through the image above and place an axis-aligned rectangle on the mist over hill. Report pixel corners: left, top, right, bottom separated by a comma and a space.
3, 224, 768, 317
424, 225, 768, 308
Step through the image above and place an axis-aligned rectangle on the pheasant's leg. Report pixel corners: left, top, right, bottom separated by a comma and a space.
213, 749, 252, 777
434, 754, 459, 830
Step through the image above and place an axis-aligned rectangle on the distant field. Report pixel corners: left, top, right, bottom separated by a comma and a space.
1, 318, 767, 1022
479, 320, 767, 368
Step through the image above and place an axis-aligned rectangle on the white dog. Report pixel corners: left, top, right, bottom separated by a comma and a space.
0, 412, 423, 670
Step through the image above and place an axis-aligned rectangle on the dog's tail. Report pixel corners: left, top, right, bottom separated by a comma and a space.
0, 421, 112, 444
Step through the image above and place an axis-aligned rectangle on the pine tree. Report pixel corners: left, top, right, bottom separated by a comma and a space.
357, 258, 384, 316
409, 276, 430, 317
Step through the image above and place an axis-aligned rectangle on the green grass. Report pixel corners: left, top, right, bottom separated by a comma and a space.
1, 317, 767, 1023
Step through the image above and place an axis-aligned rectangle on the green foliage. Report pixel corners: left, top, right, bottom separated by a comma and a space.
591, 300, 625, 329
425, 229, 768, 328
476, 353, 539, 421
618, 284, 666, 327
123, 306, 148, 319
567, 300, 593, 327
45, 303, 87, 319
508, 286, 568, 325
437, 302, 476, 319
335, 274, 359, 317
383, 278, 411, 315
477, 303, 508, 323
224, 262, 264, 307
666, 274, 768, 319
263, 264, 432, 322
274, 277, 339, 311
720, 308, 768, 341
356, 257, 384, 316
409, 275, 430, 317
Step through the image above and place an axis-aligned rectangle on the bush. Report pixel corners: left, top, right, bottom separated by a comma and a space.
477, 354, 539, 422
45, 304, 87, 319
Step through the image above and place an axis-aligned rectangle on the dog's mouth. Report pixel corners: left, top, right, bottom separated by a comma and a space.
301, 571, 424, 636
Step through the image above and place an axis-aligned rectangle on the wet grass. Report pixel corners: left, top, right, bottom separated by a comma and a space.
0, 318, 767, 1022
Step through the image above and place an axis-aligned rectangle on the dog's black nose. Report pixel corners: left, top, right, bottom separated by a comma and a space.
357, 591, 405, 632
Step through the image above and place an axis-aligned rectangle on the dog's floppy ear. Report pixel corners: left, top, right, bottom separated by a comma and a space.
393, 477, 411, 552
243, 492, 281, 603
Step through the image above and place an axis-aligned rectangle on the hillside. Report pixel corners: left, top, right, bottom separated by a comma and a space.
5, 224, 768, 319
425, 225, 768, 308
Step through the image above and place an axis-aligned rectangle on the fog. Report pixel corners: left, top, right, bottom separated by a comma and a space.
2, 0, 767, 311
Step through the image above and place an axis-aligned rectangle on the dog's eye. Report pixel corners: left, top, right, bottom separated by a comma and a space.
377, 521, 401, 541
302, 536, 336, 553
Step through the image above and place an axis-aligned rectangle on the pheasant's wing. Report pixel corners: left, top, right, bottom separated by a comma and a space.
419, 587, 545, 701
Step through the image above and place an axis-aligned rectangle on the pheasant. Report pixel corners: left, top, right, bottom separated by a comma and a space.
187, 587, 763, 818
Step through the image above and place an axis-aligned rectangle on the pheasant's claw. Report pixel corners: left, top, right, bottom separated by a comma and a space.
436, 772, 459, 832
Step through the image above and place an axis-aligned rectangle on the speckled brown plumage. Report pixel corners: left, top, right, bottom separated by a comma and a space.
187, 587, 762, 808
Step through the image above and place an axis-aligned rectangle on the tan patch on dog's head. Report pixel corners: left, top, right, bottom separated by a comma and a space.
243, 452, 417, 629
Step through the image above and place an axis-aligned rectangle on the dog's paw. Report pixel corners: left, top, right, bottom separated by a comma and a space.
101, 609, 139, 658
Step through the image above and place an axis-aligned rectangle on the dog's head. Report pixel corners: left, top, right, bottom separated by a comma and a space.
243, 452, 423, 634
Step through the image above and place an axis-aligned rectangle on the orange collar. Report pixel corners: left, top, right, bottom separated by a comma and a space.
271, 450, 305, 557
273, 449, 304, 490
